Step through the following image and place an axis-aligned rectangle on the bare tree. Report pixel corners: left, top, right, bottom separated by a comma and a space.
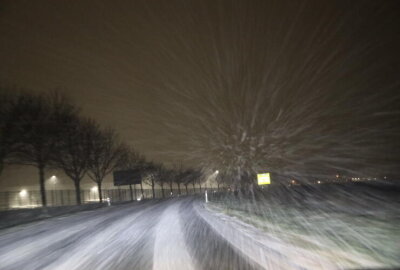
6, 91, 76, 206
167, 170, 175, 196
191, 176, 196, 193
215, 172, 224, 191
118, 148, 146, 200
155, 165, 166, 198
54, 118, 94, 205
183, 172, 190, 195
184, 169, 202, 194
142, 161, 157, 199
173, 164, 187, 195
0, 90, 20, 174
87, 126, 126, 203
198, 177, 202, 192
154, 164, 173, 198
181, 169, 194, 195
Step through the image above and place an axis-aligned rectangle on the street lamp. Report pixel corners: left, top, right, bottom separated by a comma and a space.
90, 186, 99, 201
18, 189, 28, 208
50, 176, 57, 184
49, 176, 57, 206
19, 189, 27, 197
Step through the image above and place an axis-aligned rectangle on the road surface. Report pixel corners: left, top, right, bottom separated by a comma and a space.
0, 197, 263, 270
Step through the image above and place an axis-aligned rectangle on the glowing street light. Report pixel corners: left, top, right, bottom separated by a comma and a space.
19, 189, 27, 197
48, 175, 58, 206
49, 176, 57, 187
48, 175, 58, 191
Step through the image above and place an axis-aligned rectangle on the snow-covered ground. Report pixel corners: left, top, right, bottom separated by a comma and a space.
207, 183, 400, 269
197, 202, 338, 270
0, 203, 106, 229
2, 191, 397, 270
0, 198, 259, 270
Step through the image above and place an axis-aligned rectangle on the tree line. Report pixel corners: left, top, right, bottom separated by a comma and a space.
0, 90, 205, 206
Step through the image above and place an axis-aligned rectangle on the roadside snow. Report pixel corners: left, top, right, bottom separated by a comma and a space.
195, 201, 339, 270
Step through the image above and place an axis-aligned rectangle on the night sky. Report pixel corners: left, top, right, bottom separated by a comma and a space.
1, 0, 399, 188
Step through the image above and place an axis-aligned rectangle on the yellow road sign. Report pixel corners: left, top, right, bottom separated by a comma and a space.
257, 173, 271, 185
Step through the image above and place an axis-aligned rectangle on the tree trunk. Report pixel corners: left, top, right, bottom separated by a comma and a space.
129, 184, 133, 201
151, 179, 155, 199
177, 183, 181, 195
192, 182, 195, 193
199, 182, 202, 192
134, 184, 137, 200
169, 181, 173, 195
235, 167, 243, 199
74, 179, 81, 205
249, 182, 255, 202
38, 164, 47, 207
140, 182, 144, 198
185, 184, 188, 195
217, 183, 220, 191
97, 181, 103, 203
117, 185, 121, 201
161, 184, 165, 198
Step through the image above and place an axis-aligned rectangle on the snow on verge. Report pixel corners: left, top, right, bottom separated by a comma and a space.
194, 201, 338, 270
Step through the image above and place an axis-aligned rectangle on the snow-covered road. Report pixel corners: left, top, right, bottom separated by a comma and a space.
0, 198, 260, 270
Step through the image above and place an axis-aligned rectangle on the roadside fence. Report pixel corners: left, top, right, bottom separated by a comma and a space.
0, 186, 222, 210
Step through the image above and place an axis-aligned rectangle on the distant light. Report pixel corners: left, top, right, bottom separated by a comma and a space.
50, 175, 57, 184
317, 180, 321, 184
336, 174, 340, 178
137, 197, 141, 201
19, 189, 27, 197
215, 170, 219, 174
91, 186, 98, 192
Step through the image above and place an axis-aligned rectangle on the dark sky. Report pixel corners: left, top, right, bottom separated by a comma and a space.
1, 0, 400, 187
